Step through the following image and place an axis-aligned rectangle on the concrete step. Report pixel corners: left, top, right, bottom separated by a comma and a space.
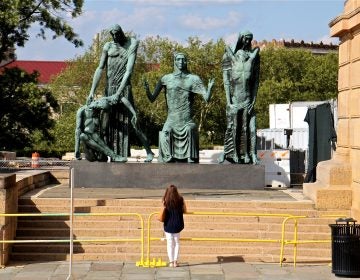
11, 244, 141, 254
16, 215, 343, 229
16, 228, 140, 237
18, 204, 345, 218
17, 220, 140, 228
18, 198, 317, 210
16, 219, 332, 233
11, 196, 349, 264
15, 229, 331, 242
149, 243, 331, 257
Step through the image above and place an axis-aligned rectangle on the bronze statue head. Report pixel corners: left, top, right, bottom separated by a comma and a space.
109, 24, 126, 43
235, 30, 253, 52
173, 52, 188, 73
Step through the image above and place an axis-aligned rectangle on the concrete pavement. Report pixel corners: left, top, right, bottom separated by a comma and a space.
0, 261, 356, 280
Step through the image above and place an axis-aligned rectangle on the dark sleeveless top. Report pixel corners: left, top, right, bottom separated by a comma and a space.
164, 201, 184, 234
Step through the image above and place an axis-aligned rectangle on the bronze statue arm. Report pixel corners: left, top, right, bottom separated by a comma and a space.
223, 70, 232, 106
144, 78, 163, 103
120, 96, 137, 127
203, 78, 215, 103
87, 45, 108, 104
74, 107, 85, 159
191, 75, 214, 103
222, 49, 233, 106
248, 47, 260, 113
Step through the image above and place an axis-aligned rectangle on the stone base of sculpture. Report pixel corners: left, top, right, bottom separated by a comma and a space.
71, 161, 265, 189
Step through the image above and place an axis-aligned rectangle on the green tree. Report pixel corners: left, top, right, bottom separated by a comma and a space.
0, 67, 58, 151
0, 0, 84, 61
256, 47, 338, 128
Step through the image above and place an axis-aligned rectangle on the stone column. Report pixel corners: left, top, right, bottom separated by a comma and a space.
0, 174, 18, 266
303, 0, 360, 218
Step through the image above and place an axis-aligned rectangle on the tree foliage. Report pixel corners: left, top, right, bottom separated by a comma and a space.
0, 67, 58, 151
0, 0, 84, 61
256, 47, 338, 128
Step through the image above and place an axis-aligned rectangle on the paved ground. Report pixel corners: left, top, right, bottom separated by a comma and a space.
1, 261, 358, 279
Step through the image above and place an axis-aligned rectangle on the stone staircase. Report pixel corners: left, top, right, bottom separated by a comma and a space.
10, 195, 350, 264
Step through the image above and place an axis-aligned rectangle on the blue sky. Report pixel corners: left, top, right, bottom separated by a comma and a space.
16, 0, 345, 61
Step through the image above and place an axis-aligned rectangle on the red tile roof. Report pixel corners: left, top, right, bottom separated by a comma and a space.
0, 60, 69, 84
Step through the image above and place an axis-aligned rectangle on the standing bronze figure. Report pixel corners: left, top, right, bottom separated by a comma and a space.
221, 30, 260, 164
86, 24, 154, 162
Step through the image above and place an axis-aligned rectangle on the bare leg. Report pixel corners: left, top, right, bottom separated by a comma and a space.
132, 124, 154, 162
82, 133, 127, 162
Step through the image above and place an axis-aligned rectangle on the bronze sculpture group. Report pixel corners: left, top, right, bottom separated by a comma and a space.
75, 25, 260, 165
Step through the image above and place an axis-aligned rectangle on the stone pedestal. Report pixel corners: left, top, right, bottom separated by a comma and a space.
71, 161, 265, 189
303, 153, 352, 209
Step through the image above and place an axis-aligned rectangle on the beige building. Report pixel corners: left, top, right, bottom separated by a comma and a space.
304, 0, 360, 219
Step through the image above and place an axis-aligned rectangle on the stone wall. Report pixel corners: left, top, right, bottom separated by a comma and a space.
0, 170, 65, 266
330, 0, 360, 218
0, 174, 17, 266
304, 0, 360, 218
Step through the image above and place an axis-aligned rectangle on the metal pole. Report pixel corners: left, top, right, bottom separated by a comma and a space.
66, 167, 74, 280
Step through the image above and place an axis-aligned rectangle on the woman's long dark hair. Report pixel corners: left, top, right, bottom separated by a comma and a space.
163, 185, 183, 209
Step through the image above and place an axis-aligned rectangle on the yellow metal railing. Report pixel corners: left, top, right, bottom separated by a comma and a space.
145, 211, 348, 268
279, 214, 348, 267
144, 211, 295, 267
0, 212, 145, 265
1, 212, 348, 268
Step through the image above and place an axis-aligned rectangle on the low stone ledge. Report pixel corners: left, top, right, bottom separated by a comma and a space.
0, 174, 16, 190
0, 151, 16, 160
0, 173, 17, 266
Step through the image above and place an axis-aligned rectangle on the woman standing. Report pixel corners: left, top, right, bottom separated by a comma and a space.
162, 185, 187, 267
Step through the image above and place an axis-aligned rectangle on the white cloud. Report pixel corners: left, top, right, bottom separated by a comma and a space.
62, 7, 168, 49
180, 11, 241, 30
79, 8, 167, 32
127, 7, 167, 27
